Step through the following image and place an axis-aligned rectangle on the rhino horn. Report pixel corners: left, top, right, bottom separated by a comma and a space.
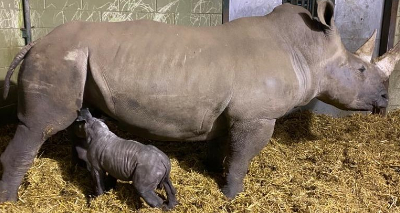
317, 0, 335, 29
355, 30, 377, 62
373, 41, 400, 78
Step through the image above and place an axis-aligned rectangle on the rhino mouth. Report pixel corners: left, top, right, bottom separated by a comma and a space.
372, 99, 388, 113
372, 105, 383, 114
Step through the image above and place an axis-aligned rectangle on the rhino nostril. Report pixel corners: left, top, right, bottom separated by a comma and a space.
381, 93, 388, 100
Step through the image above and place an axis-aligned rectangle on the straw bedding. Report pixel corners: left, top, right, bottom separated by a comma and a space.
0, 110, 399, 212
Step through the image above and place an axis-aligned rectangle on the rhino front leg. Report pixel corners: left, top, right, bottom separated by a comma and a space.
91, 168, 107, 196
222, 118, 275, 199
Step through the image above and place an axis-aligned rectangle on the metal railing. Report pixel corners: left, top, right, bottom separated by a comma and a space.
282, 0, 329, 17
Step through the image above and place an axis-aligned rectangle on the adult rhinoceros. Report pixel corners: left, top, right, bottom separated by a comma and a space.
1, 0, 399, 201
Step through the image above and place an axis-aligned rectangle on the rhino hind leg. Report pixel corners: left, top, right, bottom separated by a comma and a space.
0, 124, 44, 201
0, 111, 80, 202
0, 54, 87, 202
222, 118, 276, 199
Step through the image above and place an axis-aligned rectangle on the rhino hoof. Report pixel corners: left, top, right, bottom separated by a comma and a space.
161, 204, 170, 211
221, 184, 242, 200
0, 181, 18, 202
165, 199, 178, 210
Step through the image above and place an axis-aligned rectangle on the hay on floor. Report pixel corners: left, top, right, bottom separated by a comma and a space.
0, 110, 399, 212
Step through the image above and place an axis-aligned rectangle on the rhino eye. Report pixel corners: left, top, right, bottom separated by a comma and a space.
358, 66, 366, 73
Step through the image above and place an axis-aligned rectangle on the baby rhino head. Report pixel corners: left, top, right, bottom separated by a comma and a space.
76, 108, 110, 144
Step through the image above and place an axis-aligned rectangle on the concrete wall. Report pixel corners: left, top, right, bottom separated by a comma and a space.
388, 3, 400, 111
0, 0, 222, 123
228, 0, 281, 21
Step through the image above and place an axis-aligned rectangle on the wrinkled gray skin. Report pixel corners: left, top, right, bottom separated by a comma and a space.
1, 0, 400, 201
74, 109, 177, 209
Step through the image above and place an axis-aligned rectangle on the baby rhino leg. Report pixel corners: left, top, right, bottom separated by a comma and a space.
133, 165, 165, 208
162, 175, 178, 209
138, 191, 163, 208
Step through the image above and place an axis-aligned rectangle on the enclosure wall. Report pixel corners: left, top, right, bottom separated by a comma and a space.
0, 0, 24, 124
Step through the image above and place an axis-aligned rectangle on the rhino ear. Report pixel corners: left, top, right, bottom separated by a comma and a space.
355, 30, 377, 62
317, 0, 335, 29
373, 41, 400, 78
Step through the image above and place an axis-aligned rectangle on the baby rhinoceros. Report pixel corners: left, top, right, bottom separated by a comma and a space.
74, 108, 178, 210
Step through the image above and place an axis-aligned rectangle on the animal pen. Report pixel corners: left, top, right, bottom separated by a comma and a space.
0, 0, 400, 212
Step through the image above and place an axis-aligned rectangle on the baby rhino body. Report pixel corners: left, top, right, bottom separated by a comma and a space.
75, 109, 177, 209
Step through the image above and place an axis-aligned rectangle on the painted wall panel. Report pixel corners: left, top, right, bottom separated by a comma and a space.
0, 0, 22, 123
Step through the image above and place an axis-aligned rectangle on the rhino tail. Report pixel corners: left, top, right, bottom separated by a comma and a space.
3, 39, 40, 99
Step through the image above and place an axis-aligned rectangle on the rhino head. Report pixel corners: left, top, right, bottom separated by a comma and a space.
314, 0, 400, 112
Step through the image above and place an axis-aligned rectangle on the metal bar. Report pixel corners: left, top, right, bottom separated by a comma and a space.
377, 0, 399, 115
222, 0, 229, 23
311, 0, 315, 16
379, 0, 398, 55
22, 0, 32, 44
